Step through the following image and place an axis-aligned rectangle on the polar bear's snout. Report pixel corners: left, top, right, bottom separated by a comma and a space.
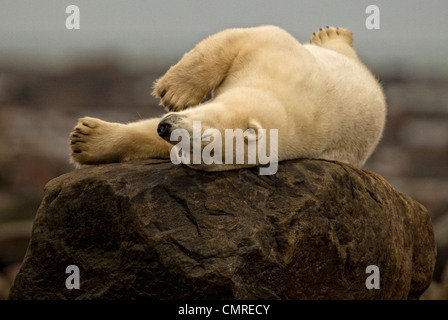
157, 114, 184, 140
157, 121, 171, 139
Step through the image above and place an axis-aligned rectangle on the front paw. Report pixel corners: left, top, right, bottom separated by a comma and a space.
153, 76, 207, 112
70, 117, 121, 166
152, 51, 210, 112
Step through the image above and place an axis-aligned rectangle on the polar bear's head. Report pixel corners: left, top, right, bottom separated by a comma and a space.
156, 103, 268, 170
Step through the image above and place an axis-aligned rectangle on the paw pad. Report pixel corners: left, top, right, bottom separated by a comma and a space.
309, 26, 353, 47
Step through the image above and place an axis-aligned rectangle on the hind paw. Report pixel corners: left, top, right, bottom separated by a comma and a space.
309, 26, 353, 47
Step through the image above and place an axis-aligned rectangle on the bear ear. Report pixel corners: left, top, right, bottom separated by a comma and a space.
246, 118, 264, 142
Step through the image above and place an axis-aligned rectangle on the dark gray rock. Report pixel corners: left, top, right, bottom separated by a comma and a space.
8, 159, 436, 299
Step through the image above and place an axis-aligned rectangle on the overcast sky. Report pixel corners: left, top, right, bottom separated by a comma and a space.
1, 0, 447, 76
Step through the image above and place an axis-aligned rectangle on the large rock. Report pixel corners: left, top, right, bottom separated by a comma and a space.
8, 159, 436, 299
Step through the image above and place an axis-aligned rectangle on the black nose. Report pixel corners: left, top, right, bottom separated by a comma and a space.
157, 121, 172, 139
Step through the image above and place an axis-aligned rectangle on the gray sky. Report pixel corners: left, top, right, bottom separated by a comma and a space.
1, 0, 448, 76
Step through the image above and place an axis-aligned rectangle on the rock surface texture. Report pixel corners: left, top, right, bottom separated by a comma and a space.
8, 159, 436, 299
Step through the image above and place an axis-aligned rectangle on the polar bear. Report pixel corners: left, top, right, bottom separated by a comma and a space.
70, 26, 386, 173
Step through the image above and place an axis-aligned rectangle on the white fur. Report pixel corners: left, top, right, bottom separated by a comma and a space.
70, 25, 386, 170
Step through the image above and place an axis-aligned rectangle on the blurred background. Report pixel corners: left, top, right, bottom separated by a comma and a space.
0, 0, 447, 299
